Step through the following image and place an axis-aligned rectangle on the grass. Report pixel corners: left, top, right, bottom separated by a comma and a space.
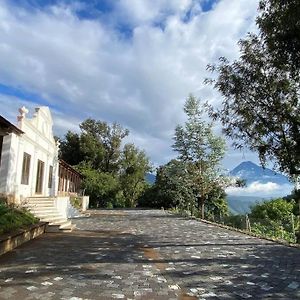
0, 201, 39, 235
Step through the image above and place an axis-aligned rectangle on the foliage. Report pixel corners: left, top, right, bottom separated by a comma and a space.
59, 131, 83, 165
79, 118, 129, 173
139, 160, 196, 211
250, 198, 295, 221
206, 0, 300, 186
257, 0, 300, 75
119, 143, 151, 207
249, 198, 297, 243
0, 201, 39, 235
70, 196, 82, 210
172, 95, 227, 218
76, 164, 119, 208
205, 185, 228, 222
60, 119, 151, 208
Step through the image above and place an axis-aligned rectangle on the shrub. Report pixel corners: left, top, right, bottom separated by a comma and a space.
0, 201, 39, 235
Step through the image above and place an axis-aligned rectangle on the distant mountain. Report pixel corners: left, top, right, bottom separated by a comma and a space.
227, 195, 267, 215
145, 173, 156, 184
229, 161, 290, 185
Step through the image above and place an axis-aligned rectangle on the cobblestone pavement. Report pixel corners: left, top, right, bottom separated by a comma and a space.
0, 210, 300, 300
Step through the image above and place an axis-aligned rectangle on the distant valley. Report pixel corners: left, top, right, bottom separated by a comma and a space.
146, 161, 293, 215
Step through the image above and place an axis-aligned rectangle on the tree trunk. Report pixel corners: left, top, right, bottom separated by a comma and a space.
201, 201, 205, 219
198, 196, 205, 219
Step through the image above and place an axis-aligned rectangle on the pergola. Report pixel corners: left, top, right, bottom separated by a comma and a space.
58, 159, 82, 196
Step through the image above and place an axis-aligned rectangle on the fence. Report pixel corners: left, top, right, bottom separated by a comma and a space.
220, 214, 298, 244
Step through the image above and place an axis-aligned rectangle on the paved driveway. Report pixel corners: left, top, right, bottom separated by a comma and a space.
0, 210, 299, 299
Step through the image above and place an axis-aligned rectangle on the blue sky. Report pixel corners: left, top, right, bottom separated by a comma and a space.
1, 0, 262, 171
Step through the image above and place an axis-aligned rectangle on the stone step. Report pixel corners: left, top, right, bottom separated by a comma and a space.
24, 196, 76, 233
25, 200, 55, 204
26, 199, 55, 203
41, 216, 67, 223
33, 212, 61, 218
45, 221, 75, 232
27, 207, 58, 213
25, 203, 55, 208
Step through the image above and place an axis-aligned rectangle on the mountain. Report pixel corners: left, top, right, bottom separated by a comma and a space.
229, 161, 290, 185
227, 195, 267, 215
145, 173, 156, 184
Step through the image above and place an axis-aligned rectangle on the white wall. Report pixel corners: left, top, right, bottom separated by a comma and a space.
0, 107, 59, 203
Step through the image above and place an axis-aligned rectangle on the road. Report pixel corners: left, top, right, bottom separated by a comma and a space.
0, 210, 299, 299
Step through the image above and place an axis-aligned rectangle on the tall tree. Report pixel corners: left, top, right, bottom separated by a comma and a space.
207, 0, 300, 211
154, 159, 195, 212
119, 143, 151, 207
59, 131, 83, 165
173, 95, 226, 218
257, 0, 300, 75
79, 118, 129, 173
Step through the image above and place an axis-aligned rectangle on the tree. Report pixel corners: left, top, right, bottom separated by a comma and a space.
257, 0, 300, 75
59, 131, 84, 165
80, 119, 129, 173
207, 0, 300, 212
153, 160, 195, 211
76, 163, 119, 208
119, 143, 151, 207
249, 198, 298, 243
173, 95, 226, 218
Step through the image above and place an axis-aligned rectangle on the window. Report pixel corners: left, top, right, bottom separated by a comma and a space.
21, 152, 31, 185
35, 159, 44, 194
48, 165, 53, 188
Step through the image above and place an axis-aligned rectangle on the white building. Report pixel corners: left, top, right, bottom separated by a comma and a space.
0, 106, 88, 230
0, 106, 59, 203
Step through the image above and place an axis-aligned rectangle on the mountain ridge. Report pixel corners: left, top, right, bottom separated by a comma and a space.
229, 161, 290, 185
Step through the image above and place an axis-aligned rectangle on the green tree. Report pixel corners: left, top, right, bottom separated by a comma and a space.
59, 131, 84, 165
119, 143, 151, 207
249, 198, 298, 243
207, 0, 300, 211
80, 119, 129, 173
205, 185, 228, 222
154, 160, 195, 211
257, 0, 300, 75
76, 163, 119, 208
173, 95, 226, 218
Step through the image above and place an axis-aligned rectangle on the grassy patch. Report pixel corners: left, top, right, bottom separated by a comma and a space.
0, 201, 39, 235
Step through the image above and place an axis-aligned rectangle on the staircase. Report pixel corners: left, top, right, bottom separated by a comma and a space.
23, 197, 76, 232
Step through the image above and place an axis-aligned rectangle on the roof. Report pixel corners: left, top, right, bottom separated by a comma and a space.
0, 115, 23, 135
59, 159, 83, 177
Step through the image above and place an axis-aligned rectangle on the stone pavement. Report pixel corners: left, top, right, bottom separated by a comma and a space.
0, 210, 299, 300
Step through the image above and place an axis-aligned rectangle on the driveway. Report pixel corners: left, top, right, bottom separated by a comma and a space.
0, 210, 299, 299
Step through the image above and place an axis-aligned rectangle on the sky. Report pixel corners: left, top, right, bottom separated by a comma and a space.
1, 0, 264, 173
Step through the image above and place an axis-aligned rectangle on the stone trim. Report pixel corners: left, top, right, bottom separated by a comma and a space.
0, 222, 48, 256
168, 211, 300, 249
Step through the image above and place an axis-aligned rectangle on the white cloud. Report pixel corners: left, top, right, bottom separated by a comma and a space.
0, 0, 259, 166
226, 181, 293, 197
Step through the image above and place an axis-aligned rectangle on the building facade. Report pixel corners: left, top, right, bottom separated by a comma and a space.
0, 106, 82, 204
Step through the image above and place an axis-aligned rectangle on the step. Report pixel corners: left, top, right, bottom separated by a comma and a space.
28, 207, 58, 213
45, 221, 75, 233
23, 203, 55, 207
41, 216, 67, 223
23, 201, 54, 206
33, 212, 61, 218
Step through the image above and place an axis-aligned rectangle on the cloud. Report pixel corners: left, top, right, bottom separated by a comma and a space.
1, 0, 259, 166
226, 181, 293, 197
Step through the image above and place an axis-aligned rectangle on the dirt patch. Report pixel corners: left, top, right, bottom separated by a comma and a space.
179, 292, 198, 300
140, 247, 168, 271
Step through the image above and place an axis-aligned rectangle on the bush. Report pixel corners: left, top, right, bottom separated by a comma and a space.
77, 166, 119, 208
0, 201, 39, 235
